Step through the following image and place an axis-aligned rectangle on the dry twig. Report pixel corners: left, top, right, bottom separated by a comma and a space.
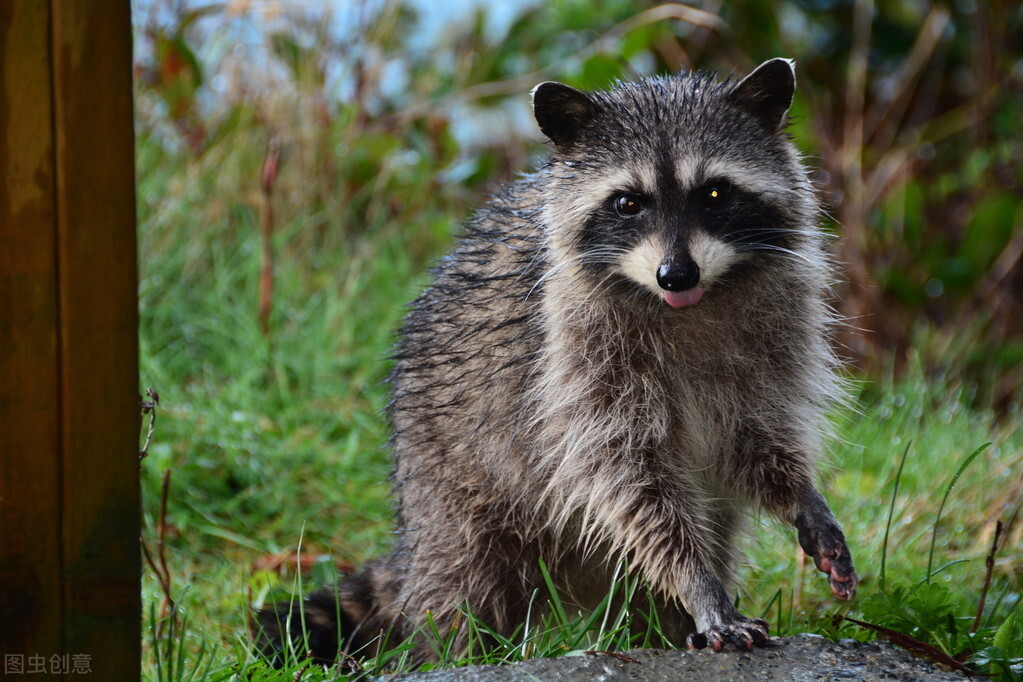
972, 520, 1005, 634
844, 616, 976, 675
142, 469, 176, 638
139, 388, 160, 460
585, 650, 641, 664
259, 136, 282, 337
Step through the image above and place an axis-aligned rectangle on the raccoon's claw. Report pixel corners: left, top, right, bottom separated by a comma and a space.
798, 521, 858, 601
686, 618, 770, 652
817, 544, 857, 601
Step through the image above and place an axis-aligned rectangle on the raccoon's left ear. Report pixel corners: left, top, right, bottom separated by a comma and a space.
531, 81, 596, 152
728, 58, 796, 133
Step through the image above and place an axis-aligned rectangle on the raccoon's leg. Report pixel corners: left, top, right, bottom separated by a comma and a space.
732, 441, 858, 601
650, 498, 750, 650
676, 564, 771, 651
705, 499, 744, 586
591, 478, 770, 652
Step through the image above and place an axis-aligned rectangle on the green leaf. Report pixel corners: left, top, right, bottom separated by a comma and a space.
905, 582, 958, 631
993, 612, 1017, 654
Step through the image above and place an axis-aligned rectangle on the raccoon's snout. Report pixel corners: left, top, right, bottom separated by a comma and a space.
657, 262, 703, 309
656, 262, 700, 292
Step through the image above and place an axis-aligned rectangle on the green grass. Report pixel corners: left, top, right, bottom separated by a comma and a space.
138, 131, 1023, 680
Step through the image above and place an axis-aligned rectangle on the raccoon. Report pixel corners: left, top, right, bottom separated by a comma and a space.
254, 58, 857, 665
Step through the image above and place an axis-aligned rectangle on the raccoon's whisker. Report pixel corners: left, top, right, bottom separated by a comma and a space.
582, 254, 632, 266
528, 253, 589, 298
528, 248, 629, 301
518, 228, 555, 285
579, 246, 633, 265
728, 227, 821, 240
735, 243, 818, 267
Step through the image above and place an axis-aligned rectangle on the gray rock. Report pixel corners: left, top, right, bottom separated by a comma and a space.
381, 636, 965, 681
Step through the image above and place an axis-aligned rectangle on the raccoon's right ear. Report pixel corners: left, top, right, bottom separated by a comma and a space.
531, 82, 596, 152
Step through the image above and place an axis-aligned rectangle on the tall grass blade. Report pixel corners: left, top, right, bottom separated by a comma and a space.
915, 559, 971, 586
986, 581, 1015, 629
760, 588, 784, 632
150, 601, 164, 682
175, 612, 189, 681
642, 586, 666, 648
538, 557, 567, 625
926, 443, 990, 583
596, 558, 623, 645
881, 441, 912, 592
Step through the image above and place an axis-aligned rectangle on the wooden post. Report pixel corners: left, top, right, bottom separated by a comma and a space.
0, 1, 140, 679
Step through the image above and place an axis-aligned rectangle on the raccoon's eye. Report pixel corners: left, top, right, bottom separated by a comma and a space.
613, 193, 644, 217
701, 182, 731, 209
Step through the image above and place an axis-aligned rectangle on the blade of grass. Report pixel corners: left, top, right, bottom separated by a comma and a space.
596, 558, 625, 645
985, 581, 1014, 629
915, 559, 972, 587
641, 585, 666, 649
150, 601, 165, 682
538, 557, 567, 625
521, 588, 540, 659
927, 443, 990, 583
760, 587, 784, 632
175, 613, 189, 681
881, 441, 912, 592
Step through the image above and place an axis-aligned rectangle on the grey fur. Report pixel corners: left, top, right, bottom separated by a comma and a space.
254, 58, 857, 664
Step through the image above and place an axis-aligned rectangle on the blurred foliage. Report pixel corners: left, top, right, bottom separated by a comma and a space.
133, 0, 1023, 402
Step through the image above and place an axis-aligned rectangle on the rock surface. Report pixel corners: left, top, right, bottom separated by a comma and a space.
383, 634, 965, 681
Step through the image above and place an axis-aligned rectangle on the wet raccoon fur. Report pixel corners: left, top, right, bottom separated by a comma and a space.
254, 58, 857, 665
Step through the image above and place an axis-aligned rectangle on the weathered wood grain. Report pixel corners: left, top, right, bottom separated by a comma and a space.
0, 0, 63, 662
1, 1, 139, 677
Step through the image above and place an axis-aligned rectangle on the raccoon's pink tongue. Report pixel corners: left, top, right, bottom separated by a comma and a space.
663, 286, 703, 308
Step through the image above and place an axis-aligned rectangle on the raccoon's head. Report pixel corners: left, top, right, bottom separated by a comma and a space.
532, 58, 822, 310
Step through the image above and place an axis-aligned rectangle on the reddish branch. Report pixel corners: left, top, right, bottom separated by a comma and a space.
259, 137, 281, 337
972, 519, 1005, 634
843, 616, 976, 675
141, 469, 175, 638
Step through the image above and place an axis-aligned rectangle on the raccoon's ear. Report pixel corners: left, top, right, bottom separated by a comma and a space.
531, 81, 596, 152
729, 58, 796, 133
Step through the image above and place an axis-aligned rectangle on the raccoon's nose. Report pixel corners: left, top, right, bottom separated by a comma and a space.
656, 262, 701, 291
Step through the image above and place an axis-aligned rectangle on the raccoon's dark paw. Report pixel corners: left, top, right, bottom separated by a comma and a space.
819, 544, 857, 601
798, 520, 858, 601
686, 618, 770, 652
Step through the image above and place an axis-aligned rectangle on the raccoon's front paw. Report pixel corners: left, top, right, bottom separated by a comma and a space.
798, 519, 857, 601
686, 618, 770, 652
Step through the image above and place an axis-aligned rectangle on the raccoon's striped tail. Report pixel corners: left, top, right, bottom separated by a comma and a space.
251, 571, 380, 668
